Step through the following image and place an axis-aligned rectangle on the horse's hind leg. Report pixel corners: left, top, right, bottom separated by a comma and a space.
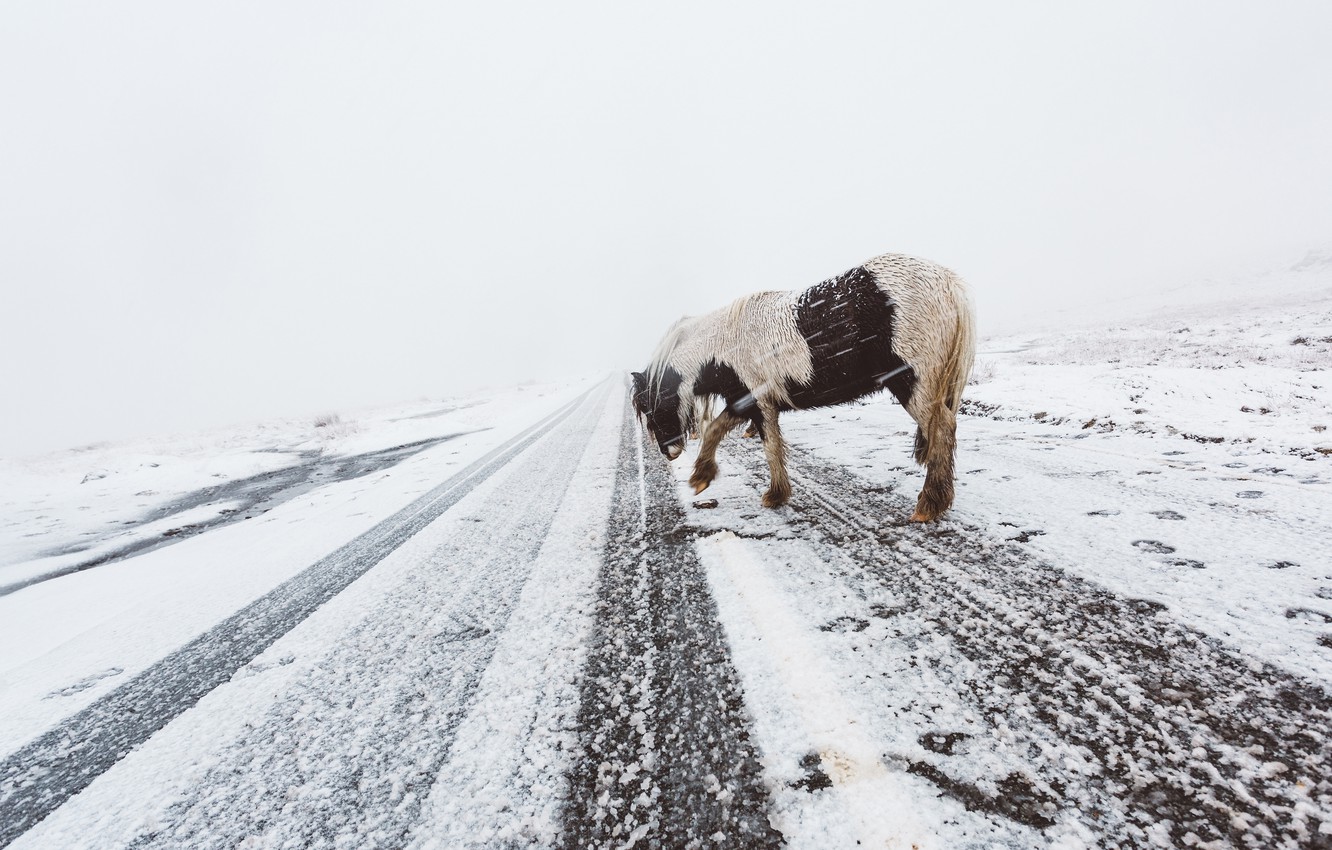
911, 403, 957, 522
690, 410, 743, 494
758, 403, 791, 508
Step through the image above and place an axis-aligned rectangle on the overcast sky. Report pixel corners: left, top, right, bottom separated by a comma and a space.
3, 1, 1330, 455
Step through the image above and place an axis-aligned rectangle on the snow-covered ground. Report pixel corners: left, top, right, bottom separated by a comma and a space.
0, 377, 601, 754
2, 259, 1330, 848
0, 379, 598, 586
786, 273, 1332, 683
660, 262, 1332, 848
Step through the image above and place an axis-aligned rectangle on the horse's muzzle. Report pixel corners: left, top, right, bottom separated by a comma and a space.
665, 444, 684, 461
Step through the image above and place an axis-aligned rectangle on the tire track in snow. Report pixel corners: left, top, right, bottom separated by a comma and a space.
724, 438, 1332, 848
403, 379, 625, 849
99, 382, 614, 850
693, 529, 938, 849
558, 396, 782, 849
0, 385, 602, 849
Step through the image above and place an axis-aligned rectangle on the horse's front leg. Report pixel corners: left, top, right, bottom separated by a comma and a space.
758, 403, 791, 508
690, 411, 743, 494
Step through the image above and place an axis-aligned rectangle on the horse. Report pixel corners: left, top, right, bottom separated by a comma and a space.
631, 253, 976, 522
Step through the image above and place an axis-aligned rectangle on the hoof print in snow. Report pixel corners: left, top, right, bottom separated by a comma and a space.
1285, 608, 1332, 624
727, 528, 784, 541
1223, 461, 1248, 468
905, 763, 1058, 829
819, 616, 870, 634
1133, 540, 1176, 555
790, 753, 833, 792
1272, 681, 1326, 712
1236, 490, 1265, 499
692, 499, 720, 509
1151, 510, 1186, 521
435, 625, 491, 644
1087, 509, 1120, 517
1168, 558, 1206, 569
1315, 587, 1332, 600
1266, 560, 1299, 570
44, 667, 125, 699
1008, 529, 1046, 543
919, 732, 970, 756
240, 654, 296, 678
1128, 597, 1169, 615
1162, 450, 1188, 456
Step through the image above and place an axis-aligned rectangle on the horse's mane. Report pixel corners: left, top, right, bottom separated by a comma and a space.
644, 314, 696, 397
645, 292, 809, 405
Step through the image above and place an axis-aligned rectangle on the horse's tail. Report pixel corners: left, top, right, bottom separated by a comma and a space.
912, 278, 975, 520
938, 281, 976, 417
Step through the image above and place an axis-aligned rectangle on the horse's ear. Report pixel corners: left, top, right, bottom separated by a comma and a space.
631, 371, 647, 394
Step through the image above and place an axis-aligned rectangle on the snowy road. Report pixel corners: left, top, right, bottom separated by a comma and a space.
1, 383, 611, 848
2, 374, 1330, 848
678, 438, 1331, 848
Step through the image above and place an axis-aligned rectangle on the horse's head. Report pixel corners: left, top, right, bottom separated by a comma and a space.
631, 369, 686, 460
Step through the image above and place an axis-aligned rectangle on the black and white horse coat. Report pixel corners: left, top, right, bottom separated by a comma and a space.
632, 253, 976, 521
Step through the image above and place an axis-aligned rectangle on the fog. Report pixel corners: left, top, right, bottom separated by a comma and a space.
3, 1, 1330, 455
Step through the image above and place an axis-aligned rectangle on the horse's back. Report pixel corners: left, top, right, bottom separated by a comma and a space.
861, 253, 969, 301
651, 252, 974, 418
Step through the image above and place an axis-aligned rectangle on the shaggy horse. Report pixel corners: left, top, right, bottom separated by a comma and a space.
631, 253, 976, 522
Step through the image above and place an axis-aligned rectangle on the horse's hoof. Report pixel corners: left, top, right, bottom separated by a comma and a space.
910, 509, 939, 522
761, 492, 789, 509
691, 480, 711, 495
